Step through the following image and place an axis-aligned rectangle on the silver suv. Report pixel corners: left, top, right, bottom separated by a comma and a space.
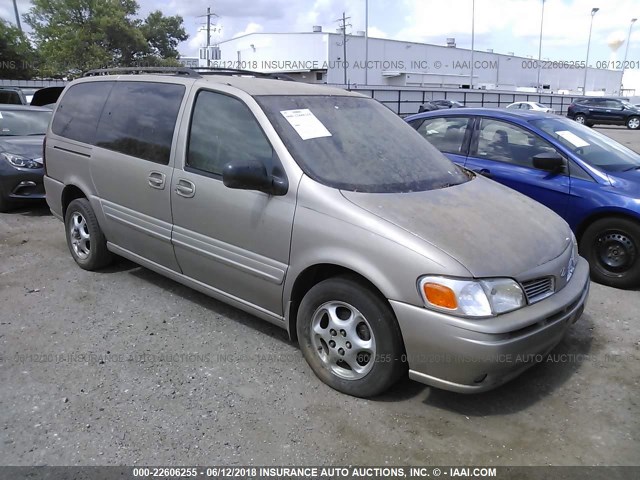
44, 68, 590, 397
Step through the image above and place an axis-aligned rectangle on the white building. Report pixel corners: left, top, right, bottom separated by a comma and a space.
200, 29, 623, 95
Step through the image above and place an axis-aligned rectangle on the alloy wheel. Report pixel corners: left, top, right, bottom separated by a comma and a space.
310, 301, 376, 380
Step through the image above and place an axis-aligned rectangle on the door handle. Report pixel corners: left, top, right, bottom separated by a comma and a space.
474, 168, 493, 179
175, 179, 196, 198
148, 171, 166, 190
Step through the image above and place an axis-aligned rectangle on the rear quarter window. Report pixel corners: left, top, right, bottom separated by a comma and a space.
52, 82, 114, 144
95, 82, 185, 165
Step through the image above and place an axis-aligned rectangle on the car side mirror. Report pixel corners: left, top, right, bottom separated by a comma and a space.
532, 152, 566, 173
222, 160, 288, 196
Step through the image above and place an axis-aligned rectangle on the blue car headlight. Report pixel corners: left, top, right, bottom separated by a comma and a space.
1, 152, 43, 169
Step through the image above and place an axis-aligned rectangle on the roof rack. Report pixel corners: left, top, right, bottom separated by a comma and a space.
84, 67, 201, 78
83, 66, 296, 81
191, 67, 297, 81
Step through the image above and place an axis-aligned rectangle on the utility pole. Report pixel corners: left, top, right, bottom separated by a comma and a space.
198, 7, 219, 67
13, 0, 22, 32
336, 12, 352, 87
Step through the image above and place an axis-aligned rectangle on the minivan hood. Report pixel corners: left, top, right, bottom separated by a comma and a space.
341, 176, 572, 278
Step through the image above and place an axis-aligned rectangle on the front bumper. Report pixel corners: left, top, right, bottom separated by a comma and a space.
0, 165, 45, 202
390, 257, 590, 393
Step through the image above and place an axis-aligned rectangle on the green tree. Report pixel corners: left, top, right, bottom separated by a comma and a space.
0, 19, 37, 79
140, 10, 188, 59
24, 0, 188, 77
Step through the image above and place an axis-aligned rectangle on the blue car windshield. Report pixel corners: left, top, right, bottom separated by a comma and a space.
531, 118, 640, 172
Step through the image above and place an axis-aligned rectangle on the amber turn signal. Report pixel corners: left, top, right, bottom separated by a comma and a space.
423, 283, 458, 309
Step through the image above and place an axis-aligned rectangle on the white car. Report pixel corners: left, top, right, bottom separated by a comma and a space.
506, 101, 555, 114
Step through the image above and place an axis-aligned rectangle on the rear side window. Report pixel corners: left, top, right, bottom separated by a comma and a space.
415, 116, 471, 154
52, 82, 114, 144
0, 90, 23, 105
96, 82, 185, 165
186, 90, 273, 176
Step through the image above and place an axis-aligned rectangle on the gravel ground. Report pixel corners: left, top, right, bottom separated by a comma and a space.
0, 128, 639, 467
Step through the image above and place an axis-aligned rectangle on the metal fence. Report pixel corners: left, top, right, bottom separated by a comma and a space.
0, 79, 67, 88
344, 87, 588, 116
0, 78, 597, 116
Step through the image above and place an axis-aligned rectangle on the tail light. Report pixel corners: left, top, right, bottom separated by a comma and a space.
43, 136, 47, 175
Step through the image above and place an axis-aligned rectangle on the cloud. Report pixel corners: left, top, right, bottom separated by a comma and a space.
367, 26, 388, 39
233, 22, 264, 38
395, 0, 640, 53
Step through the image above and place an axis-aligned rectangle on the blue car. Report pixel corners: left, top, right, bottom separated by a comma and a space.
405, 108, 640, 289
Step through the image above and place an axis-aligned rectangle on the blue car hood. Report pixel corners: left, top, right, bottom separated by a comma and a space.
0, 136, 45, 160
607, 169, 640, 197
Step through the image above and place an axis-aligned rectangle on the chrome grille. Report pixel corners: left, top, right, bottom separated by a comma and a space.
522, 277, 555, 303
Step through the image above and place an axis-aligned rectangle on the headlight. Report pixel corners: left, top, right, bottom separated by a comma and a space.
2, 152, 43, 169
567, 232, 578, 282
418, 276, 526, 318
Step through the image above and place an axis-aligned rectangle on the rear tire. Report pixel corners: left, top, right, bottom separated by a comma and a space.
626, 116, 640, 130
64, 198, 114, 270
579, 218, 640, 289
297, 276, 406, 397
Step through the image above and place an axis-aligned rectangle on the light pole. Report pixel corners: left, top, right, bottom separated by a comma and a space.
621, 18, 637, 92
365, 0, 369, 86
536, 0, 546, 93
583, 7, 599, 95
12, 0, 22, 32
470, 0, 475, 89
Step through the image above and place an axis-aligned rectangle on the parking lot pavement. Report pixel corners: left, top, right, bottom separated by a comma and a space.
595, 126, 640, 153
0, 205, 638, 467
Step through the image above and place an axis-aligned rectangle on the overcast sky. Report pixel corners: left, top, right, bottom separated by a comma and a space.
4, 0, 640, 90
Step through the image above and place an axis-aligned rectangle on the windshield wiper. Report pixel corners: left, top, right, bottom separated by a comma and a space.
623, 166, 640, 171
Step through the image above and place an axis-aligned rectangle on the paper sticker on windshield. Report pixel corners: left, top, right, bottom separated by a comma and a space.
280, 109, 331, 140
0, 112, 3, 119
557, 130, 589, 148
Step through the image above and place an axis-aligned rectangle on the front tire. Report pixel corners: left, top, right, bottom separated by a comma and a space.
297, 276, 406, 397
626, 116, 640, 130
64, 198, 113, 270
579, 218, 640, 289
574, 114, 587, 125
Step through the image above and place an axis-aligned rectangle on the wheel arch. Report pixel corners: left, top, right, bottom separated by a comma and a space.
286, 263, 394, 343
575, 210, 640, 242
61, 184, 88, 218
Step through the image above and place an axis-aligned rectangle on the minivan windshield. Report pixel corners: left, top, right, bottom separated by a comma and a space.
531, 117, 640, 172
256, 95, 469, 193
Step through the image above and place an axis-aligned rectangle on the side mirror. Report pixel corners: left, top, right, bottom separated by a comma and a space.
222, 160, 288, 195
532, 152, 566, 173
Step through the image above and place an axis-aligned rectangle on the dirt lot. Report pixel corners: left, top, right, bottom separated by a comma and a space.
0, 128, 639, 467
